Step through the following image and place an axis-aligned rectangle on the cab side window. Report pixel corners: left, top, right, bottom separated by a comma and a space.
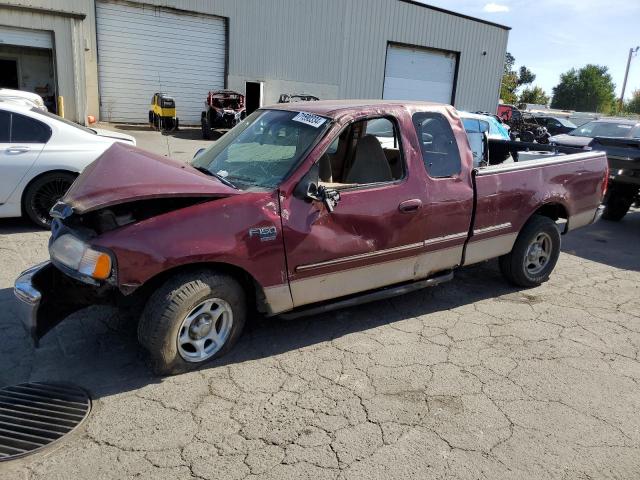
413, 113, 461, 178
317, 117, 405, 187
9, 113, 52, 143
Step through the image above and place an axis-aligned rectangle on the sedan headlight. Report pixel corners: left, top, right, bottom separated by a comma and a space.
49, 234, 112, 280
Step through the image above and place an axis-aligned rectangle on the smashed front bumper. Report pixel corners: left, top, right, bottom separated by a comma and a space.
14, 262, 114, 346
14, 262, 48, 345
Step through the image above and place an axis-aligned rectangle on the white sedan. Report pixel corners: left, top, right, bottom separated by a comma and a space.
0, 101, 135, 227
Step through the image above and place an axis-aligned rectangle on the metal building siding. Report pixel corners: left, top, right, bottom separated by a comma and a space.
128, 0, 508, 111
2, 0, 508, 117
336, 0, 509, 111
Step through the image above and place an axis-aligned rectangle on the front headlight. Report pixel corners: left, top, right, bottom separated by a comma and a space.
49, 234, 112, 280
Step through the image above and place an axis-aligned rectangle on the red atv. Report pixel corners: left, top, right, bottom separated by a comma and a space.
201, 90, 246, 139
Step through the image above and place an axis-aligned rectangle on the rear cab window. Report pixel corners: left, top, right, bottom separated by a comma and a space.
413, 112, 462, 177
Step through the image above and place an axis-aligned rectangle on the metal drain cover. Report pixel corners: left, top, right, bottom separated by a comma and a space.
0, 382, 91, 461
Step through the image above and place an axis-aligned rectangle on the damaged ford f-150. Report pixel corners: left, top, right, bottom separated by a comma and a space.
15, 101, 608, 374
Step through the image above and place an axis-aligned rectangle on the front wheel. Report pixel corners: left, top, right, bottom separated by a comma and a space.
499, 215, 560, 287
23, 172, 76, 228
137, 270, 246, 375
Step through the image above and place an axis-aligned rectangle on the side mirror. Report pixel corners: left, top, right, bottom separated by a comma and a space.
294, 163, 341, 212
193, 147, 206, 159
294, 162, 320, 201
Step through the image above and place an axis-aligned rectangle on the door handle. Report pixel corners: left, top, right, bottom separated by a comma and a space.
398, 199, 422, 213
6, 146, 30, 154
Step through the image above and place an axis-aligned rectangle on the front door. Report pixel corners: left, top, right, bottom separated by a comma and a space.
281, 115, 448, 308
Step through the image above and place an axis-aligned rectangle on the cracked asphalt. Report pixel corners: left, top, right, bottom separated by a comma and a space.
1, 127, 639, 479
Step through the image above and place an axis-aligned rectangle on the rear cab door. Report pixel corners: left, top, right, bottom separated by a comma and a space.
411, 109, 474, 271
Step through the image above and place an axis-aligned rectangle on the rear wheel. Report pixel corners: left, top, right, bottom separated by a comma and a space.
499, 215, 560, 287
137, 270, 246, 375
23, 172, 76, 228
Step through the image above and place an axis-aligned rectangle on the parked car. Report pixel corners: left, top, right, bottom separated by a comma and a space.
531, 116, 576, 136
0, 88, 47, 111
14, 100, 607, 374
201, 90, 246, 138
460, 111, 510, 167
0, 101, 135, 228
588, 137, 640, 221
278, 93, 320, 103
550, 119, 640, 148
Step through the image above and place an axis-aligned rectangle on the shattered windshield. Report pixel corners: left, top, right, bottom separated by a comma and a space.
192, 109, 330, 190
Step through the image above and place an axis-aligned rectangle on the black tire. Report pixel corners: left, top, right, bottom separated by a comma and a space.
137, 270, 246, 375
602, 192, 633, 221
202, 115, 211, 140
499, 215, 561, 288
23, 172, 76, 228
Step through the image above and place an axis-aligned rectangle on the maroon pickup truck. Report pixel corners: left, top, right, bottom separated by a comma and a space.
15, 101, 608, 374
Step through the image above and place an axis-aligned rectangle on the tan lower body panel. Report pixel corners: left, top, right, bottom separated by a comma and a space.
263, 284, 294, 315
288, 245, 463, 308
463, 232, 518, 266
567, 208, 597, 231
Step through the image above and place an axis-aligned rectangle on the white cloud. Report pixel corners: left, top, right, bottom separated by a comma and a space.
483, 2, 510, 12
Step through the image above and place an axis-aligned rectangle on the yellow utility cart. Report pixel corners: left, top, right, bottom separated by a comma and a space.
149, 93, 179, 131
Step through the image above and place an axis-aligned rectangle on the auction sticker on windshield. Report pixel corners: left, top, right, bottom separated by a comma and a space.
292, 112, 326, 128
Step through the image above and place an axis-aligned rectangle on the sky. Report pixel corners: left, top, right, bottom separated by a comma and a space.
421, 0, 640, 101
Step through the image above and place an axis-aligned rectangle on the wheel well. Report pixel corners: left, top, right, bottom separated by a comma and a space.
20, 169, 79, 213
127, 262, 267, 314
532, 202, 569, 233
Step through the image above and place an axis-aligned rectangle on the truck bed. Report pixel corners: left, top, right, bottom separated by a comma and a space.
464, 150, 608, 265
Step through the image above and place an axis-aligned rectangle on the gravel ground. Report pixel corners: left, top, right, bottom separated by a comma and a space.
1, 127, 639, 479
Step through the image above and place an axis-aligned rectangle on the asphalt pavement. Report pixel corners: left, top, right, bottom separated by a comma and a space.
1, 126, 639, 479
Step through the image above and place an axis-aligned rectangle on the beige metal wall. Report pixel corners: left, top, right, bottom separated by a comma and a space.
0, 2, 91, 121
0, 0, 509, 122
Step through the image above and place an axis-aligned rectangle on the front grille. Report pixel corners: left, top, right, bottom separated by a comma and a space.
0, 382, 91, 461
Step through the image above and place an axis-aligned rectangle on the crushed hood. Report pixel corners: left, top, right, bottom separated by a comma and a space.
62, 142, 240, 214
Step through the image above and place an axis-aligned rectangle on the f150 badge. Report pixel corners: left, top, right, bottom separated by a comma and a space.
249, 226, 277, 242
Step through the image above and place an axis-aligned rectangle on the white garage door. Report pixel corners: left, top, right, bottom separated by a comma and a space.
96, 1, 226, 123
383, 44, 457, 104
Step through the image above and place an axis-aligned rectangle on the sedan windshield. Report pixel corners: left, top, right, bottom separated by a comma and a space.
569, 121, 637, 138
192, 109, 330, 190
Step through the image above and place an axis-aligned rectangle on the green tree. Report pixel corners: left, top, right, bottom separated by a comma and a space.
519, 86, 550, 105
500, 52, 537, 104
500, 52, 518, 104
625, 90, 640, 114
517, 66, 536, 87
551, 65, 616, 113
